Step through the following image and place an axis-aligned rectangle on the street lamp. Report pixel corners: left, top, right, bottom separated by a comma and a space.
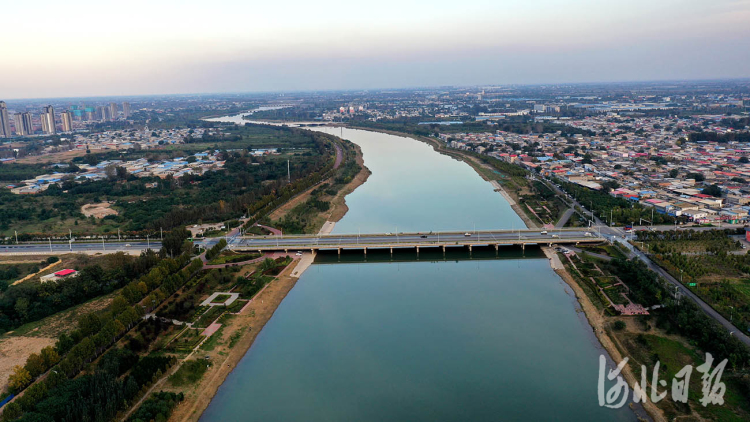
729, 306, 735, 322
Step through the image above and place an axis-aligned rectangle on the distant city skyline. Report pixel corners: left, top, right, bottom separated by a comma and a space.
3, 0, 750, 99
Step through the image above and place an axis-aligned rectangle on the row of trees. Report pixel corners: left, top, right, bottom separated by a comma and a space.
557, 179, 676, 226
0, 252, 160, 333
3, 254, 204, 421
606, 258, 750, 370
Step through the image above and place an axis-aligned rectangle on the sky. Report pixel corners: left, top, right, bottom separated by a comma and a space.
3, 0, 750, 98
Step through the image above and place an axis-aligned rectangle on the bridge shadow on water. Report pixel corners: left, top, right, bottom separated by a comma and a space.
313, 244, 546, 265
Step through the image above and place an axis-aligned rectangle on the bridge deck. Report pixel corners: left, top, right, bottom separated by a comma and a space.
232, 229, 603, 252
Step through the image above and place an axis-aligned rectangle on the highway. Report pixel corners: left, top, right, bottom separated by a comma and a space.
0, 241, 162, 255
231, 229, 601, 251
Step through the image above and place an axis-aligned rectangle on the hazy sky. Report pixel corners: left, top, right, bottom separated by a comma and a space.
4, 0, 750, 98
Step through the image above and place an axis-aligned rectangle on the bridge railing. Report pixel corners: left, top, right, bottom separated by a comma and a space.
238, 228, 600, 241
232, 236, 603, 250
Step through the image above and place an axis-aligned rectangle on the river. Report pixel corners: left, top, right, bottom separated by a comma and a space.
199, 116, 637, 421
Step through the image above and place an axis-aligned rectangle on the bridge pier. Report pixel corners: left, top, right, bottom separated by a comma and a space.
521, 243, 525, 251
337, 248, 341, 256
494, 244, 498, 251
363, 247, 367, 255
390, 247, 393, 256
416, 246, 420, 255
468, 245, 472, 252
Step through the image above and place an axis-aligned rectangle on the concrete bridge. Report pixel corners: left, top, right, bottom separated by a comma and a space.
232, 228, 603, 255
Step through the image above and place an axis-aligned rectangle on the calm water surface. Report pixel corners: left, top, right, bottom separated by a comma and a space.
199, 120, 637, 421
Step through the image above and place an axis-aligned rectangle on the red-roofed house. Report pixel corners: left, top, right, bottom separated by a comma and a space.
40, 269, 79, 283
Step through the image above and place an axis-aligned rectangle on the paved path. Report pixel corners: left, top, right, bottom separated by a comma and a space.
333, 143, 343, 169
555, 207, 576, 228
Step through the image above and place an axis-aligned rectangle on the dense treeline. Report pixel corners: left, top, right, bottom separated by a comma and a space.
126, 391, 184, 422
557, 179, 676, 226
0, 163, 49, 182
0, 252, 160, 334
3, 254, 203, 421
349, 117, 596, 137
606, 258, 750, 369
688, 131, 750, 143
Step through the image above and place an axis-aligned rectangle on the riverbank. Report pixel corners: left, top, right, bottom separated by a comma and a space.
167, 258, 304, 422
347, 126, 537, 229
166, 132, 370, 422
267, 142, 370, 234
543, 247, 664, 422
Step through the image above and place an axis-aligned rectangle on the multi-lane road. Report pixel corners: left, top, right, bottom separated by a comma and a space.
231, 229, 601, 251
0, 241, 162, 255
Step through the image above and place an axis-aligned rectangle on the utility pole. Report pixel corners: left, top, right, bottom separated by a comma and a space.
287, 160, 290, 184
147, 235, 150, 250
15, 230, 18, 244
160, 227, 163, 241
49, 237, 52, 252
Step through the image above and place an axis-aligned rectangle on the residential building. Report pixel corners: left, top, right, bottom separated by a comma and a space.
41, 105, 56, 134
14, 112, 33, 136
0, 101, 10, 138
122, 102, 131, 118
61, 111, 73, 132
109, 102, 117, 120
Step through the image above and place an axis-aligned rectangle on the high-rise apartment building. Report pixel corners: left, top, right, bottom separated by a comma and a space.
122, 102, 131, 119
109, 102, 118, 121
61, 111, 73, 132
41, 105, 56, 134
0, 101, 11, 138
14, 112, 33, 136
97, 105, 109, 122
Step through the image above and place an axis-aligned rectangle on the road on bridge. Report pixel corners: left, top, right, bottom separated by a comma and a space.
231, 229, 599, 250
0, 241, 162, 255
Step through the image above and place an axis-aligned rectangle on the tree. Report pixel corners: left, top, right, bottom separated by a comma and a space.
1, 402, 22, 421
740, 156, 749, 164
25, 353, 45, 378
669, 169, 679, 178
686, 172, 705, 182
40, 346, 60, 368
161, 228, 190, 258
702, 184, 722, 198
8, 365, 32, 393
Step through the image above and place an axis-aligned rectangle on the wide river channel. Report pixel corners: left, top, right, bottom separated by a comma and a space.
200, 115, 637, 421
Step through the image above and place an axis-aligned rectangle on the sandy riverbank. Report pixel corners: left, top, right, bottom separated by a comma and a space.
168, 258, 305, 422
542, 247, 664, 422
361, 125, 657, 420
168, 131, 370, 422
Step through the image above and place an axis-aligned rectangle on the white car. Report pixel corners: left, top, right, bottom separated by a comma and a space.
464, 233, 471, 236
295, 252, 303, 256
125, 243, 131, 247
552, 234, 560, 238
584, 232, 593, 237
385, 232, 392, 236
540, 231, 548, 235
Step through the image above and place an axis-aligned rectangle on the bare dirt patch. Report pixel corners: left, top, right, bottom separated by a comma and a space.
15, 149, 88, 164
81, 202, 119, 218
0, 336, 55, 392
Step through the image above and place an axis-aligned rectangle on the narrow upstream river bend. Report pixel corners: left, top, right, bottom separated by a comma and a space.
199, 120, 637, 421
